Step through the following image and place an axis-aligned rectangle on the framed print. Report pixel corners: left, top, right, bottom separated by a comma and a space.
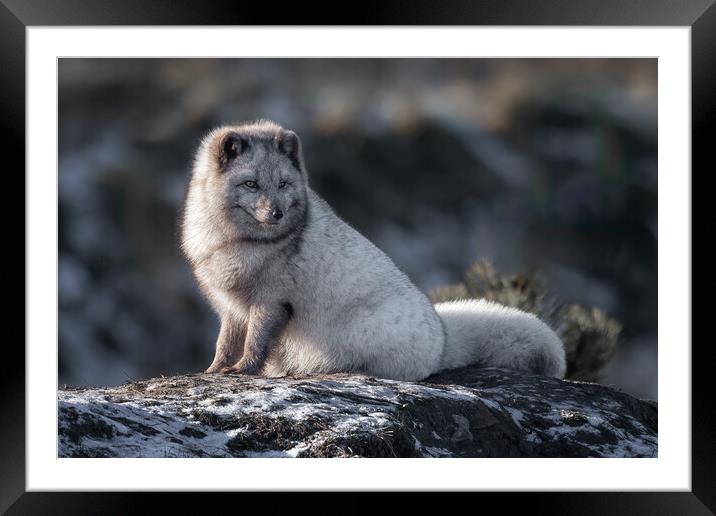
4, 0, 711, 512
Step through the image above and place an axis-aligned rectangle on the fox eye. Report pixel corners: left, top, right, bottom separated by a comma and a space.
243, 180, 258, 189
278, 180, 287, 189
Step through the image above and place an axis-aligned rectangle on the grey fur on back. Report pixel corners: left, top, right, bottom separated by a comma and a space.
180, 120, 566, 381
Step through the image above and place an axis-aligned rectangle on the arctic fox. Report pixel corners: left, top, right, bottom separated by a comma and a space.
180, 120, 566, 381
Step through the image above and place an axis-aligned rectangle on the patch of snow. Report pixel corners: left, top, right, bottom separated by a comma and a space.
422, 446, 453, 458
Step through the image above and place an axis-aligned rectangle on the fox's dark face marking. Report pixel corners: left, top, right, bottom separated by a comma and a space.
216, 128, 308, 242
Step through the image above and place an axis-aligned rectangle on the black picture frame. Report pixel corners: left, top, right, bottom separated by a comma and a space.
4, 0, 709, 513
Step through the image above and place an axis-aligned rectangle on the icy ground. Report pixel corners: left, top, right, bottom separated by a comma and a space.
58, 366, 657, 458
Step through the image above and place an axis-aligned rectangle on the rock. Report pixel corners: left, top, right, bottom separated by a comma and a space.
58, 366, 657, 458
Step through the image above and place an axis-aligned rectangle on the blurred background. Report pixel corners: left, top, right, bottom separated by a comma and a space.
58, 58, 657, 399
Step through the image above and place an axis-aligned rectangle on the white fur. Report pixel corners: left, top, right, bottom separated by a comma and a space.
182, 122, 567, 381
262, 193, 445, 381
435, 299, 566, 378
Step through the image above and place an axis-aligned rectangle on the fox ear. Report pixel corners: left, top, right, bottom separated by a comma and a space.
277, 130, 304, 172
217, 132, 245, 169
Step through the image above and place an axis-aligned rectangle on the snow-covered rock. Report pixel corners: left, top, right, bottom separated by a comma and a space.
58, 366, 657, 458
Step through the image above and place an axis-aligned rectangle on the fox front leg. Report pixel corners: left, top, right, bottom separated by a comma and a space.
205, 318, 246, 373
220, 303, 292, 375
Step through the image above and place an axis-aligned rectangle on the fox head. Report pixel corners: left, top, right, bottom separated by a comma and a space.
186, 120, 309, 247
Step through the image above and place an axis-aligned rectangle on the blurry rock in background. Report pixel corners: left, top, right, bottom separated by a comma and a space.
58, 58, 657, 399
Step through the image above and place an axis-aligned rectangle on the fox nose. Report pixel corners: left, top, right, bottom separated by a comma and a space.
272, 208, 284, 220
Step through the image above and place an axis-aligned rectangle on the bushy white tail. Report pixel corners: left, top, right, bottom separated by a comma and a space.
434, 299, 566, 378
